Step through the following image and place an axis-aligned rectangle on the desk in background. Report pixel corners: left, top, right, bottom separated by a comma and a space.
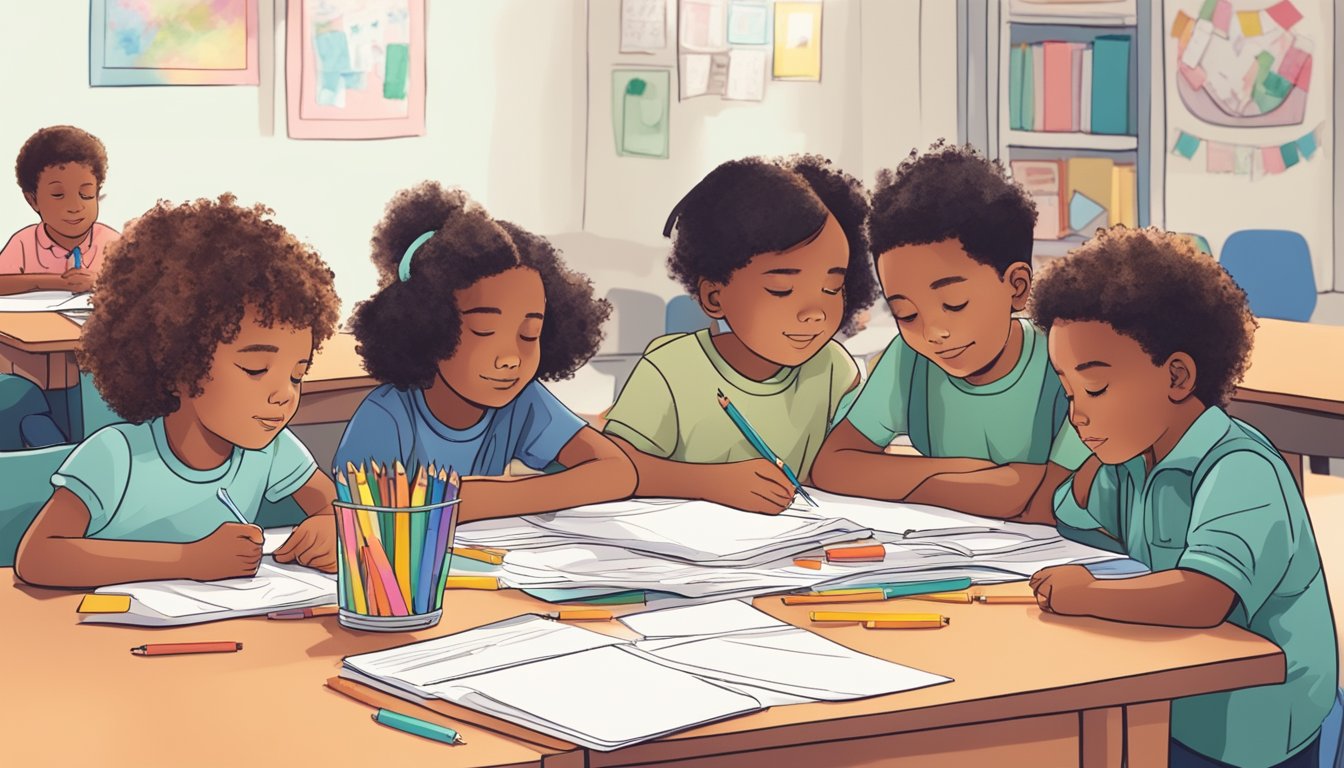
4, 574, 1283, 768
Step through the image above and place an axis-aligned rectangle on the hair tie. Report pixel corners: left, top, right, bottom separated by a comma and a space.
398, 231, 436, 282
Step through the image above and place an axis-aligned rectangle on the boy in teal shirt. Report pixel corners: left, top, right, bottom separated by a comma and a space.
813, 142, 1088, 520
1030, 227, 1335, 768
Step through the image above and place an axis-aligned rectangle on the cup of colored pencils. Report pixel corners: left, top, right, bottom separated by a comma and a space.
331, 460, 462, 632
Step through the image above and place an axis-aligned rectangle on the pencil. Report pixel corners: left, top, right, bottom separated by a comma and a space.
338, 508, 368, 614
810, 610, 947, 624
782, 591, 887, 606
975, 595, 1038, 604
546, 609, 613, 621
350, 462, 375, 506
900, 591, 974, 604
394, 461, 410, 509
452, 547, 505, 566
444, 576, 500, 591
431, 470, 460, 611
825, 544, 886, 563
268, 605, 339, 620
864, 617, 950, 630
716, 389, 818, 507
334, 469, 353, 504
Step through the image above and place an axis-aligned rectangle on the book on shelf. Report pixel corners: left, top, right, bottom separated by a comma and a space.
1011, 159, 1068, 240
1014, 158, 1136, 241
1008, 35, 1131, 137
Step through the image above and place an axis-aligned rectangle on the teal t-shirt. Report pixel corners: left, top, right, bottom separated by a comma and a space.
844, 318, 1089, 468
52, 418, 317, 543
1055, 407, 1337, 767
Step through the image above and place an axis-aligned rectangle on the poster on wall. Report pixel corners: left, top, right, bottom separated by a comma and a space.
90, 0, 260, 86
285, 0, 426, 140
613, 69, 671, 159
676, 0, 774, 101
772, 2, 822, 81
1170, 0, 1312, 127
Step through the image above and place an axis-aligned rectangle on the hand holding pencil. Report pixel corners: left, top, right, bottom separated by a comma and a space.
715, 389, 819, 510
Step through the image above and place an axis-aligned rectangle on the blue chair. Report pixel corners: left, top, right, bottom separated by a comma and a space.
665, 295, 712, 335
1219, 230, 1317, 321
72, 370, 124, 440
1321, 688, 1344, 768
0, 374, 66, 450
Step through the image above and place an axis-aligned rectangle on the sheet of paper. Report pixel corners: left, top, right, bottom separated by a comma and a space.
727, 0, 769, 45
1182, 19, 1216, 68
263, 526, 295, 555
621, 0, 667, 53
724, 48, 767, 101
773, 2, 822, 80
0, 290, 92, 313
681, 53, 712, 98
620, 598, 787, 638
679, 0, 728, 51
96, 559, 335, 617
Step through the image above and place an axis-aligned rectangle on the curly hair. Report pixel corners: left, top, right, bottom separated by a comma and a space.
870, 140, 1037, 274
15, 126, 109, 196
350, 182, 609, 389
79, 194, 341, 423
664, 154, 879, 335
1030, 227, 1257, 408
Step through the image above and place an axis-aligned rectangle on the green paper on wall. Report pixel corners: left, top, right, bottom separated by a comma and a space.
1173, 131, 1200, 159
383, 44, 409, 100
613, 69, 670, 159
1281, 142, 1300, 168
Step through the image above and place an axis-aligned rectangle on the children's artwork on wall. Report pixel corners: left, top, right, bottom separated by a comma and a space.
1171, 0, 1311, 127
1169, 122, 1323, 179
621, 0, 669, 53
676, 0, 774, 101
772, 2, 822, 81
89, 0, 259, 86
285, 0, 426, 140
613, 69, 671, 159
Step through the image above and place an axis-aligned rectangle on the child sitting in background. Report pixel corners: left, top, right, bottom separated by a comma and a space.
1030, 226, 1335, 768
16, 195, 343, 588
603, 155, 879, 515
334, 182, 635, 522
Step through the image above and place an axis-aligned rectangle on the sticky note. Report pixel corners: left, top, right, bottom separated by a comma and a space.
1173, 131, 1201, 159
1298, 129, 1319, 159
1069, 192, 1106, 232
1212, 1, 1232, 35
1198, 0, 1218, 22
77, 594, 131, 614
1179, 64, 1207, 90
1237, 11, 1263, 38
1294, 56, 1312, 91
1262, 146, 1286, 174
1206, 142, 1235, 173
1234, 146, 1254, 175
1280, 142, 1300, 169
1266, 0, 1302, 31
1171, 10, 1193, 38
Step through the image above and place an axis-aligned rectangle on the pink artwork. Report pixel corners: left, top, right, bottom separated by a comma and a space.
285, 0, 426, 140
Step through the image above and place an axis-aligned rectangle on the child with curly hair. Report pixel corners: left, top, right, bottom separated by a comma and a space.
15, 195, 344, 589
603, 155, 880, 515
1, 125, 117, 296
812, 141, 1088, 521
333, 183, 635, 522
1031, 227, 1335, 768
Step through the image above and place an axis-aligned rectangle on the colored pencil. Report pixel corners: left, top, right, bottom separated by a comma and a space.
337, 506, 368, 614
716, 389, 818, 507
431, 470, 460, 611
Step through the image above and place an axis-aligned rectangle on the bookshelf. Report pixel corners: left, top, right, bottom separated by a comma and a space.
958, 0, 1165, 262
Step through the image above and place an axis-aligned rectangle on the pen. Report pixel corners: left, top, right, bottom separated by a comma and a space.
268, 605, 339, 620
716, 389, 818, 507
131, 641, 243, 656
545, 609, 613, 621
216, 488, 249, 525
975, 595, 1038, 604
372, 708, 465, 745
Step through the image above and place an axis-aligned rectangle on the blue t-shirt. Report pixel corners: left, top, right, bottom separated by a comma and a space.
334, 382, 586, 478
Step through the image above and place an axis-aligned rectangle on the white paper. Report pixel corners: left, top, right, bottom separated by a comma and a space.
724, 49, 767, 101
621, 598, 786, 638
621, 0, 667, 53
92, 558, 335, 619
679, 0, 728, 51
0, 290, 92, 313
1182, 18, 1216, 68
681, 53, 712, 98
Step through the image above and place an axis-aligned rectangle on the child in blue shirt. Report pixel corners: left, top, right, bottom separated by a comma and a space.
1030, 227, 1336, 768
16, 195, 344, 588
334, 183, 635, 521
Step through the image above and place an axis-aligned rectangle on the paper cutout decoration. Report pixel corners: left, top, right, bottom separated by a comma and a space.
91, 0, 259, 86
1069, 192, 1107, 232
614, 69, 671, 158
1170, 123, 1324, 181
1172, 0, 1310, 127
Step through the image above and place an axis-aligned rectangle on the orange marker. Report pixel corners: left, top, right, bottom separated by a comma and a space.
825, 544, 886, 563
131, 641, 242, 656
793, 558, 823, 570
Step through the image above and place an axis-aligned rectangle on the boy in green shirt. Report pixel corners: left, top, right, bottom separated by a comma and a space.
603, 155, 880, 514
1030, 227, 1335, 768
813, 142, 1088, 520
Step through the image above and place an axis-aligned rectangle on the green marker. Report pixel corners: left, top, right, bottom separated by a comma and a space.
372, 709, 464, 745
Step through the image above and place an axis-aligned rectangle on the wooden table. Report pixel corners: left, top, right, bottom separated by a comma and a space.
2, 574, 1283, 768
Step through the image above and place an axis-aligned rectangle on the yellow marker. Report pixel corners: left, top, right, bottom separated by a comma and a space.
810, 610, 948, 624
444, 576, 501, 591
900, 591, 973, 604
452, 547, 505, 566
547, 609, 613, 621
77, 594, 131, 614
864, 617, 950, 630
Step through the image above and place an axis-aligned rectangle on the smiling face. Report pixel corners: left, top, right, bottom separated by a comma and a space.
1048, 320, 1199, 465
877, 238, 1030, 380
699, 212, 848, 368
25, 163, 99, 242
185, 306, 314, 451
437, 266, 545, 409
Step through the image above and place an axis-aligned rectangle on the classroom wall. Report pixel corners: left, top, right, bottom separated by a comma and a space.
1161, 0, 1335, 292
0, 1, 588, 314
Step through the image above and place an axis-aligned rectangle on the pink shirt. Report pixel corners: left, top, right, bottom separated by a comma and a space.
0, 221, 118, 276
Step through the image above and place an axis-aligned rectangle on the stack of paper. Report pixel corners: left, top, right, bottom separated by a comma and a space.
0, 290, 92, 312
341, 602, 950, 750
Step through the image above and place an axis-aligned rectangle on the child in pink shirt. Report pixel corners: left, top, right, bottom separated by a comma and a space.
0, 126, 118, 296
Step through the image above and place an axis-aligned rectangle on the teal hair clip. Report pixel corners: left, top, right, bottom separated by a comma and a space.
398, 230, 437, 282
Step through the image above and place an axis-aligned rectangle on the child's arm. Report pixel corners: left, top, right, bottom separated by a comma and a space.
609, 435, 798, 515
903, 461, 1077, 522
810, 420, 1000, 501
14, 489, 263, 589
0, 272, 65, 296
456, 427, 637, 523
271, 470, 339, 573
1028, 565, 1237, 628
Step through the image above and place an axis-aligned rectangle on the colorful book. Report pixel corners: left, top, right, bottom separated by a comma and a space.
1011, 159, 1067, 240
1066, 156, 1114, 230
1021, 44, 1035, 131
1091, 35, 1131, 135
1032, 44, 1046, 130
1115, 164, 1137, 227
1042, 42, 1073, 132
1070, 43, 1084, 132
1009, 44, 1026, 130
1081, 48, 1094, 133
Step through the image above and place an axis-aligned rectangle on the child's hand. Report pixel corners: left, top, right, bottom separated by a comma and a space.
700, 459, 797, 515
273, 515, 339, 573
1029, 565, 1096, 616
188, 522, 264, 581
59, 268, 94, 292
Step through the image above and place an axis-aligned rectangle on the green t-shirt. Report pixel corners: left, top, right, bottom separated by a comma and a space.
52, 418, 317, 543
1055, 407, 1336, 767
603, 330, 859, 482
844, 318, 1089, 468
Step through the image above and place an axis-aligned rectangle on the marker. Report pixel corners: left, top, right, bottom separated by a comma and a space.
216, 488, 249, 525
130, 641, 243, 656
975, 595, 1038, 605
809, 611, 948, 625
864, 617, 950, 630
900, 591, 974, 604
268, 605, 339, 620
71, 245, 82, 270
372, 708, 465, 745
545, 609, 613, 622
793, 558, 823, 570
443, 576, 501, 591
824, 544, 886, 563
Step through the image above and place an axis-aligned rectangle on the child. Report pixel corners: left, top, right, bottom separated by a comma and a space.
0, 125, 118, 296
333, 183, 635, 521
603, 155, 880, 515
811, 142, 1088, 520
1030, 227, 1335, 768
15, 195, 344, 589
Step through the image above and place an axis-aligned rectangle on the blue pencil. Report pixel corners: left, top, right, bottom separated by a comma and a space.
716, 389, 818, 507
413, 467, 448, 614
